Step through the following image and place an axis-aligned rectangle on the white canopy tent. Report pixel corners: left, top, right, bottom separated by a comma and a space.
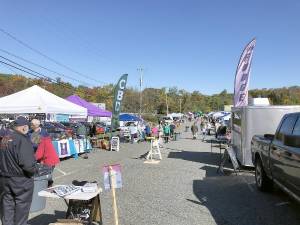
0, 85, 87, 117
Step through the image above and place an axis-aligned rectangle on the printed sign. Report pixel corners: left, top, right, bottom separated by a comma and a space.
111, 74, 128, 131
56, 114, 70, 122
234, 39, 256, 107
60, 142, 68, 156
227, 147, 239, 170
110, 137, 120, 151
103, 164, 122, 190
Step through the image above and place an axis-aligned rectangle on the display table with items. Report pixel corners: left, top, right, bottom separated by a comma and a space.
52, 139, 92, 159
38, 183, 102, 224
173, 132, 181, 141
145, 136, 155, 142
210, 136, 229, 160
90, 134, 111, 150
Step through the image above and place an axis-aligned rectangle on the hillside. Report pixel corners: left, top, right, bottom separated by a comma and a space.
0, 73, 299, 113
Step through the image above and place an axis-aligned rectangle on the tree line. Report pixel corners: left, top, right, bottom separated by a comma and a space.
1, 73, 300, 114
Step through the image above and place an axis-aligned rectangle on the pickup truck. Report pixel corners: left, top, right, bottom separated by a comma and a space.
251, 112, 300, 203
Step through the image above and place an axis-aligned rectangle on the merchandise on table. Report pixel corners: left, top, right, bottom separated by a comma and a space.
52, 139, 92, 158
52, 185, 81, 197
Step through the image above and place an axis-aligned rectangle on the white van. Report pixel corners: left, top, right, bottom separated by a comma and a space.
162, 116, 173, 123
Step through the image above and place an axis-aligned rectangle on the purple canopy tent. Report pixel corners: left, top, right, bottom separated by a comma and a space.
66, 95, 112, 117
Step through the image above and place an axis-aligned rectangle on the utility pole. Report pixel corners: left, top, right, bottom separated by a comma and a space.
179, 98, 182, 113
137, 67, 143, 118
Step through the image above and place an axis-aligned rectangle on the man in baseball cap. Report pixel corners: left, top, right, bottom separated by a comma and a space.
0, 116, 36, 225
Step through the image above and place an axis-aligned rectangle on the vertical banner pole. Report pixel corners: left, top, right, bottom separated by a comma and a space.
110, 74, 128, 138
109, 166, 119, 225
233, 38, 256, 107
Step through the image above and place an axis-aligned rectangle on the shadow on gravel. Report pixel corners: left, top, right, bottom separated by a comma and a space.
190, 165, 300, 225
132, 152, 149, 160
28, 210, 65, 225
168, 150, 221, 167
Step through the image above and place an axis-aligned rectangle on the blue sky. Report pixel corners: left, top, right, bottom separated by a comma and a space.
0, 0, 299, 94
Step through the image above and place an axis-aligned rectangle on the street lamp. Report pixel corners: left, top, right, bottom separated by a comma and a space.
137, 67, 143, 118
178, 93, 182, 114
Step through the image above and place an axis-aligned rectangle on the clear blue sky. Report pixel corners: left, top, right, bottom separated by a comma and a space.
0, 0, 299, 95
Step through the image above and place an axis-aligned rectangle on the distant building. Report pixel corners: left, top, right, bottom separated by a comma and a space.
90, 102, 106, 110
249, 98, 270, 106
223, 105, 233, 112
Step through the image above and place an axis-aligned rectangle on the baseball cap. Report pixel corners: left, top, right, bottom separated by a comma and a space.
14, 116, 30, 126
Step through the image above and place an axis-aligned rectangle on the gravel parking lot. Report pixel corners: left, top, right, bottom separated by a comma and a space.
3, 124, 300, 225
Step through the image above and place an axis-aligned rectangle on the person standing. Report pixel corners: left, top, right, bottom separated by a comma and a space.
76, 123, 89, 159
215, 121, 221, 139
163, 123, 171, 143
145, 124, 151, 137
29, 119, 48, 151
30, 119, 58, 186
35, 135, 60, 187
151, 125, 159, 138
191, 122, 198, 139
170, 123, 176, 139
0, 116, 36, 225
202, 122, 207, 141
129, 123, 138, 144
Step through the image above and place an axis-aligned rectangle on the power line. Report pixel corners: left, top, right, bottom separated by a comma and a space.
0, 60, 44, 80
0, 62, 18, 74
0, 55, 51, 80
0, 48, 91, 86
0, 59, 75, 90
0, 27, 105, 84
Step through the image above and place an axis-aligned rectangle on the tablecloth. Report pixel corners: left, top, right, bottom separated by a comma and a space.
52, 139, 92, 159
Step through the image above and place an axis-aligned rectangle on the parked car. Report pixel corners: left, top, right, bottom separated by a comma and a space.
42, 122, 66, 139
162, 116, 173, 124
251, 112, 300, 203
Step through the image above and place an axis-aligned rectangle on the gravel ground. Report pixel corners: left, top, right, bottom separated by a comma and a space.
2, 123, 300, 225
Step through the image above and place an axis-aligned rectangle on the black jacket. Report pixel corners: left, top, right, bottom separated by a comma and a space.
0, 130, 36, 178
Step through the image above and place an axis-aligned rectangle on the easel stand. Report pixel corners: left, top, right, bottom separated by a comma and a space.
145, 139, 162, 163
109, 166, 119, 225
217, 147, 240, 176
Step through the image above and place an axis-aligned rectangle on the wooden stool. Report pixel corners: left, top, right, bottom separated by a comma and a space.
146, 139, 162, 160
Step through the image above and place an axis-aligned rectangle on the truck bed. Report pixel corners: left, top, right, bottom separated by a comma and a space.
251, 135, 273, 171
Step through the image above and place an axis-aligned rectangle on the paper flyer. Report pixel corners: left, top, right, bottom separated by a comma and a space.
103, 164, 122, 190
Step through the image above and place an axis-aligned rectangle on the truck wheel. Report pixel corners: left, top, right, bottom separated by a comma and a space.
255, 159, 273, 192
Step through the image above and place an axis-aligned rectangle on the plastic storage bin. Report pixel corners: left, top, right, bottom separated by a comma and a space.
30, 174, 52, 212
